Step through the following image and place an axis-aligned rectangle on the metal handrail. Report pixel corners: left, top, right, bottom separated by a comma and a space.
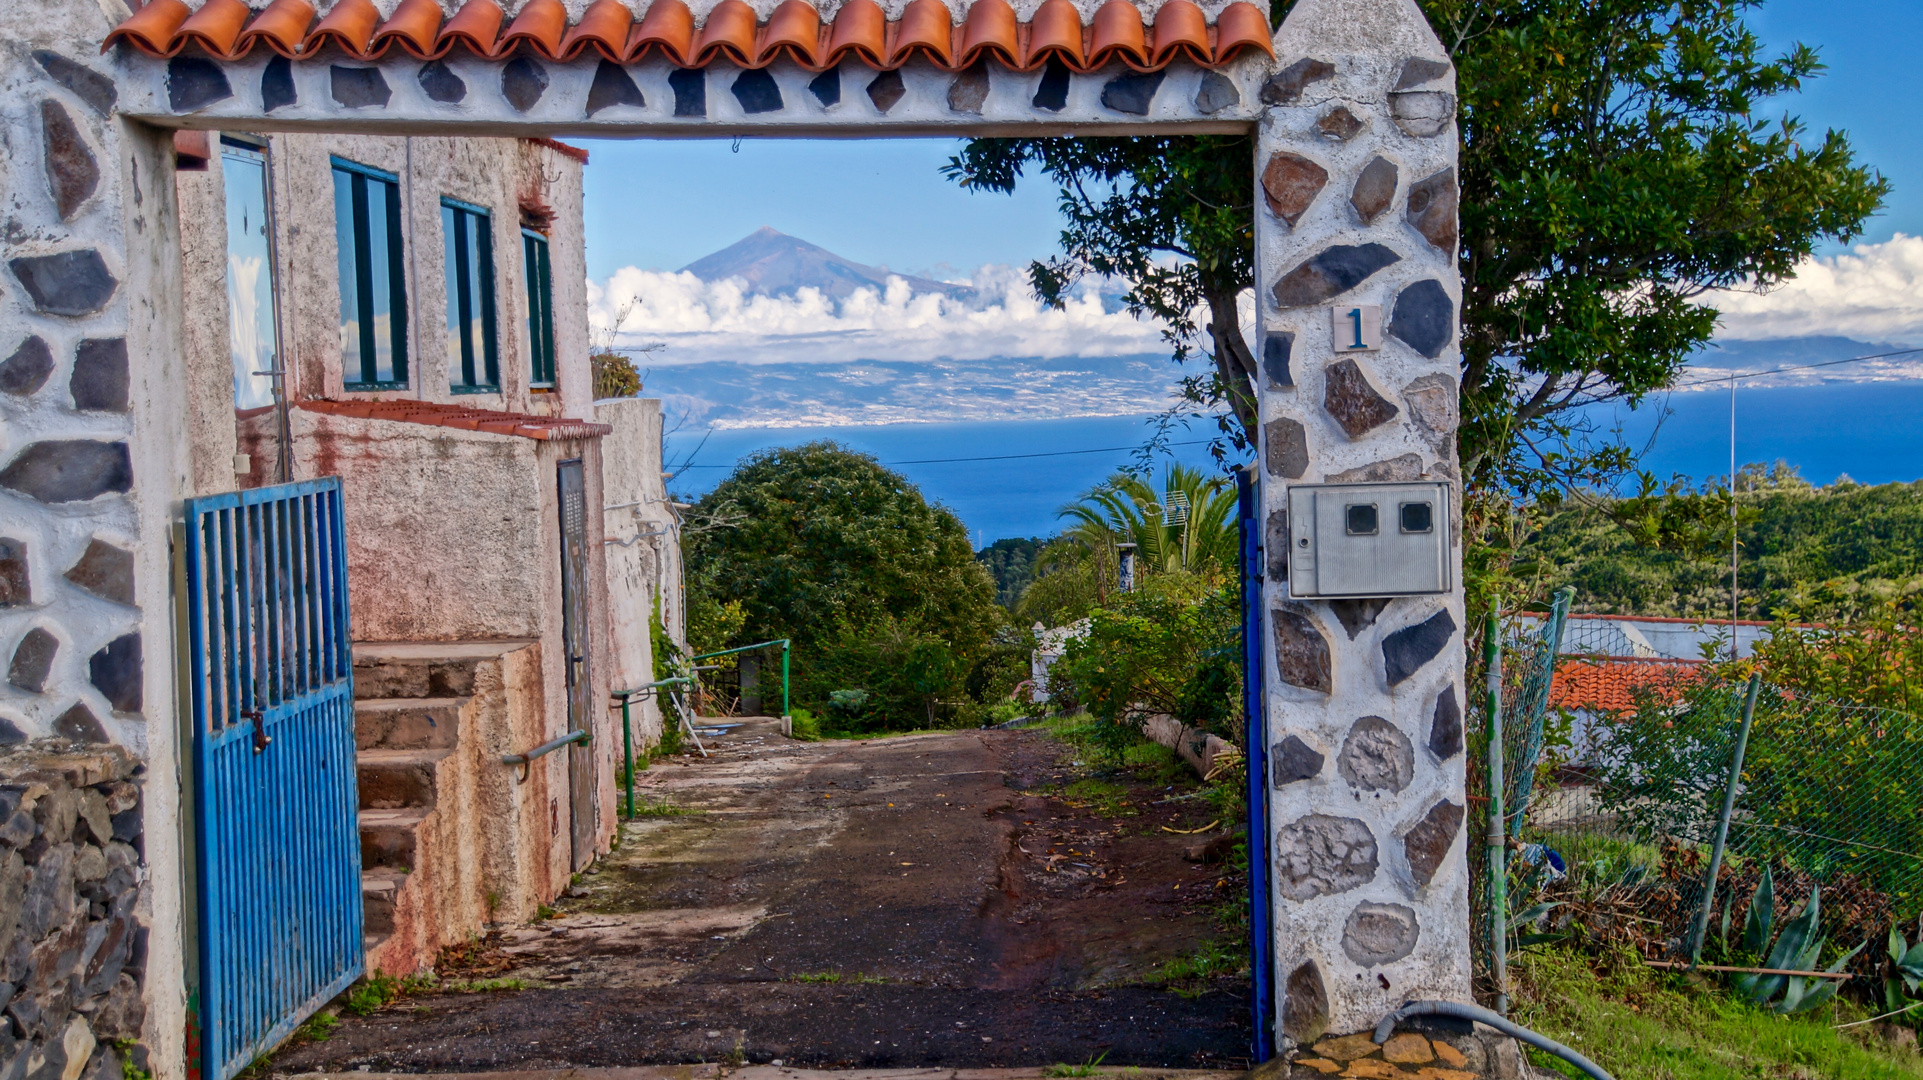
688, 638, 790, 718
502, 729, 588, 783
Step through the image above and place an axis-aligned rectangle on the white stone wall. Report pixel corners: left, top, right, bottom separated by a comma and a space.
1254, 0, 1469, 1044
595, 397, 678, 750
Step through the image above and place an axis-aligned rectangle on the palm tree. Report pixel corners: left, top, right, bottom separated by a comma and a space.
1058, 465, 1237, 577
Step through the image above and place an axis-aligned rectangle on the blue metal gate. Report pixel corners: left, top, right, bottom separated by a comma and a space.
182, 478, 363, 1080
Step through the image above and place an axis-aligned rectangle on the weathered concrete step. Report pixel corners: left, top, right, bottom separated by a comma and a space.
352, 639, 531, 699
362, 867, 406, 936
355, 697, 464, 751
357, 748, 454, 810
360, 806, 428, 870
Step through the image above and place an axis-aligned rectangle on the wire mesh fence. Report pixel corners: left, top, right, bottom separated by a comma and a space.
1470, 606, 1923, 997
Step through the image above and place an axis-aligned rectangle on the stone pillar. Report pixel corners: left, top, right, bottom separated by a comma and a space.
1253, 0, 1469, 1045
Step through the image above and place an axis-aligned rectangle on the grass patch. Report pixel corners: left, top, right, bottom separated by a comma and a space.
442, 977, 527, 992
1513, 946, 1923, 1079
1044, 1052, 1110, 1077
1063, 778, 1134, 817
630, 797, 702, 817
790, 972, 841, 983
788, 708, 822, 741
292, 1012, 337, 1042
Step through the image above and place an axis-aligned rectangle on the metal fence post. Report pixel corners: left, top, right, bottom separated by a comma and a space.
781, 639, 791, 719
617, 690, 634, 819
1689, 672, 1763, 967
1484, 611, 1509, 1016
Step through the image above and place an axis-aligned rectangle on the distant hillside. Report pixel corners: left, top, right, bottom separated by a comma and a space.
680, 226, 975, 301
1516, 470, 1923, 619
977, 536, 1051, 611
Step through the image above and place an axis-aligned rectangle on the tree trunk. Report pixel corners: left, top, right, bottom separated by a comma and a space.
1204, 282, 1260, 444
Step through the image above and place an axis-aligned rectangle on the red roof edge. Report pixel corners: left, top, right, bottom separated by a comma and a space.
527, 136, 589, 165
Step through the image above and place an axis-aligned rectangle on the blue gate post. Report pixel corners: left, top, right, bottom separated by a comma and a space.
1238, 466, 1275, 1061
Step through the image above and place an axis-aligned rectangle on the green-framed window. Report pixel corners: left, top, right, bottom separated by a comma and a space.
441, 198, 499, 393
332, 157, 408, 389
522, 227, 556, 389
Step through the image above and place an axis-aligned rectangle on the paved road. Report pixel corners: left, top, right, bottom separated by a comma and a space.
277, 721, 1251, 1073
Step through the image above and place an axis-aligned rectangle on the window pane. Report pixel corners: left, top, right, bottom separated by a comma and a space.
334, 168, 362, 382
465, 212, 492, 386
223, 145, 277, 412
443, 204, 466, 385
383, 179, 409, 384
366, 178, 396, 384
524, 229, 554, 387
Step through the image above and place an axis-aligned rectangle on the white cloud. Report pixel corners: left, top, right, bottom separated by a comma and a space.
1706, 234, 1923, 344
588, 263, 1178, 365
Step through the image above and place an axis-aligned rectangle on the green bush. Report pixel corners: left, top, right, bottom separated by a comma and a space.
1049, 571, 1241, 741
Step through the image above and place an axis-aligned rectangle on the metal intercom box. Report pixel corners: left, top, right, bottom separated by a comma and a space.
1287, 482, 1453, 598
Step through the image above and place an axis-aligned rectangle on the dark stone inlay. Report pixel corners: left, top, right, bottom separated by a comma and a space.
1316, 105, 1364, 140
418, 60, 467, 104
865, 69, 904, 113
1266, 509, 1288, 581
33, 51, 117, 115
262, 54, 297, 111
1389, 278, 1456, 359
1342, 901, 1419, 966
1383, 608, 1457, 686
54, 701, 108, 744
0, 719, 24, 747
947, 61, 990, 114
1403, 799, 1465, 887
1271, 243, 1399, 308
1271, 734, 1323, 787
0, 540, 26, 608
1429, 684, 1463, 760
1277, 814, 1376, 900
1395, 57, 1452, 91
586, 60, 644, 115
1407, 167, 1459, 252
501, 57, 548, 112
1260, 57, 1334, 106
8, 629, 58, 693
1032, 57, 1071, 111
0, 337, 56, 397
808, 65, 841, 107
1264, 417, 1309, 480
1100, 70, 1164, 116
1284, 959, 1330, 1045
671, 67, 707, 116
1330, 598, 1390, 640
1263, 331, 1295, 388
70, 338, 128, 414
9, 251, 117, 316
1195, 70, 1239, 114
89, 634, 141, 714
64, 540, 134, 607
167, 58, 231, 113
1261, 152, 1328, 228
1351, 154, 1397, 224
1337, 715, 1415, 794
41, 100, 98, 222
1323, 357, 1399, 440
1271, 605, 1332, 693
0, 441, 133, 504
733, 67, 783, 114
331, 65, 391, 108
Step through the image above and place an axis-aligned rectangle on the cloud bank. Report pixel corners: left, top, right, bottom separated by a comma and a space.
1706, 234, 1923, 344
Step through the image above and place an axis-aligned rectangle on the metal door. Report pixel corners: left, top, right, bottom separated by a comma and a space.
557, 459, 596, 869
181, 478, 362, 1080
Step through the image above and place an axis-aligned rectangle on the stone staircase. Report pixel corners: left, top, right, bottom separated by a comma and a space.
351, 640, 551, 974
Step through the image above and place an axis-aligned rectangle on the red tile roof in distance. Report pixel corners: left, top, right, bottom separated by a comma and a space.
105, 0, 1274, 73
1548, 658, 1706, 715
297, 398, 613, 440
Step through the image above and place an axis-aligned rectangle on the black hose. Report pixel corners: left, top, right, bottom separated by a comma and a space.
1373, 1000, 1614, 1080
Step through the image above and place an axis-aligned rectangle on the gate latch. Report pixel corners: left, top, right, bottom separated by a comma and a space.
243, 709, 271, 754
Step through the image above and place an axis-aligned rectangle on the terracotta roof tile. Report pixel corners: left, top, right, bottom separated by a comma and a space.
106, 0, 1273, 72
296, 398, 612, 441
1548, 658, 1706, 715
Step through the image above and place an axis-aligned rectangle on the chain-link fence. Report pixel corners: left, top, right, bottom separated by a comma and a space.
1470, 604, 1923, 997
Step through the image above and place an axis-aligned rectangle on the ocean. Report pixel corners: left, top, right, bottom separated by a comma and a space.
662, 381, 1923, 543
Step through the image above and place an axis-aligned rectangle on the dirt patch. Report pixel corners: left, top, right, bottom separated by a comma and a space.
276, 721, 1251, 1073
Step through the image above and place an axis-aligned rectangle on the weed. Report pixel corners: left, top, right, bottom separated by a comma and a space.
444, 977, 529, 992
535, 903, 558, 921
790, 972, 841, 983
294, 1012, 338, 1042
1064, 778, 1134, 817
484, 889, 501, 917
114, 1043, 152, 1080
851, 973, 888, 985
343, 973, 401, 1016
1149, 939, 1248, 995
722, 1039, 747, 1067
631, 797, 703, 817
1044, 1052, 1109, 1077
788, 708, 822, 741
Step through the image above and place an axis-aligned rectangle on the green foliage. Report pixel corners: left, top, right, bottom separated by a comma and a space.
1057, 466, 1238, 578
683, 442, 1002, 732
294, 1012, 338, 1043
590, 352, 641, 399
1043, 1053, 1110, 1078
1050, 572, 1242, 741
115, 1043, 152, 1080
1749, 590, 1923, 714
1726, 869, 1862, 1014
977, 536, 1050, 609
1881, 925, 1923, 1031
630, 797, 701, 817
1516, 471, 1923, 619
789, 971, 841, 983
1014, 537, 1119, 630
343, 974, 401, 1016
948, 1, 1886, 495
787, 707, 822, 741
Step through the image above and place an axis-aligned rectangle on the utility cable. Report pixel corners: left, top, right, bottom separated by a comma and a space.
671, 438, 1217, 468
1672, 346, 1923, 389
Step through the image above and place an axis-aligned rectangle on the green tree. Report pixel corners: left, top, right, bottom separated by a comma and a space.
1058, 464, 1239, 576
683, 442, 1003, 728
945, 0, 1886, 493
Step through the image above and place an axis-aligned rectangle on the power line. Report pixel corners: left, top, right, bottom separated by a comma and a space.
1673, 346, 1923, 389
672, 438, 1220, 468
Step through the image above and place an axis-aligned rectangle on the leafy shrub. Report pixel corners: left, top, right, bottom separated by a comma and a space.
1049, 571, 1241, 741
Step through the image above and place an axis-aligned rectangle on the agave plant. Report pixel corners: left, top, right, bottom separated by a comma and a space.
1882, 923, 1923, 1026
1725, 867, 1863, 1014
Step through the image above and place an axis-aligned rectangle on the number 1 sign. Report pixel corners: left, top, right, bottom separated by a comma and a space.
1331, 305, 1383, 352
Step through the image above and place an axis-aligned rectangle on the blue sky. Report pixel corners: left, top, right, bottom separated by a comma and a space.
582, 0, 1923, 278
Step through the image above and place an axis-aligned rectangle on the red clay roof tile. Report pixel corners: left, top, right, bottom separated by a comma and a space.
1548, 658, 1705, 715
106, 0, 1273, 72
